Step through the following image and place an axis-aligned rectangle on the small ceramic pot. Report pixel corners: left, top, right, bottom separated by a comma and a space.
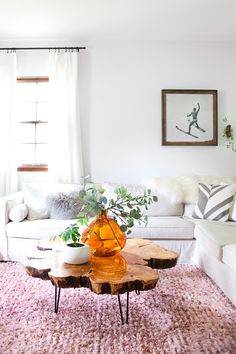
62, 242, 91, 265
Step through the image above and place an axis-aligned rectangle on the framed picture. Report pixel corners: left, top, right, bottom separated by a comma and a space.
162, 89, 218, 146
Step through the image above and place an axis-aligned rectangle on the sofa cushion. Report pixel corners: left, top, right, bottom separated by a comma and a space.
192, 183, 236, 221
129, 216, 194, 240
6, 219, 79, 239
222, 244, 236, 273
102, 182, 183, 217
194, 220, 236, 260
46, 191, 83, 219
6, 216, 195, 241
143, 176, 183, 204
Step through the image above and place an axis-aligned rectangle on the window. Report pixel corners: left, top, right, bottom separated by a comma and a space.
16, 77, 49, 172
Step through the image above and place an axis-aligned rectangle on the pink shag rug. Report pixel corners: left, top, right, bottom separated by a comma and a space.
0, 262, 235, 354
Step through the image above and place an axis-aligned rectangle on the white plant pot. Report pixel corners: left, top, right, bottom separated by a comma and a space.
62, 243, 91, 265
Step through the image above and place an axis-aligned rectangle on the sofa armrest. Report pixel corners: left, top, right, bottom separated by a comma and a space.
0, 192, 23, 260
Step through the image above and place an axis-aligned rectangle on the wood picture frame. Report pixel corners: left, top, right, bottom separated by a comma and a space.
162, 89, 217, 146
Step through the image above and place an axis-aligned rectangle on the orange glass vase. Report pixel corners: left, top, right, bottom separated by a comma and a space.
81, 210, 126, 257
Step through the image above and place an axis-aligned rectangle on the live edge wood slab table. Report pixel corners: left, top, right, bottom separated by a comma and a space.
24, 239, 178, 324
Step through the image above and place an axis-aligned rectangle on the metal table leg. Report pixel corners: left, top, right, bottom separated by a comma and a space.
54, 286, 61, 313
117, 289, 129, 325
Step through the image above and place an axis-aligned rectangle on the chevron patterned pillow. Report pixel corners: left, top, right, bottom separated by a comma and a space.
192, 183, 236, 221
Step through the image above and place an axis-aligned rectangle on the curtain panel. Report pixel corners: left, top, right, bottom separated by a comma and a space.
0, 52, 17, 197
48, 51, 84, 184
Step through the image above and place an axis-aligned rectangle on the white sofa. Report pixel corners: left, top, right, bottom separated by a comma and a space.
0, 178, 196, 263
0, 176, 235, 305
193, 220, 236, 306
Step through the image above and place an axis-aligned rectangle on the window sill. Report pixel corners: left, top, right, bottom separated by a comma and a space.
17, 165, 48, 172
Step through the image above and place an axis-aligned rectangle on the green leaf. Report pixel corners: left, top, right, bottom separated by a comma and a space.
127, 218, 134, 227
120, 224, 127, 232
99, 196, 107, 205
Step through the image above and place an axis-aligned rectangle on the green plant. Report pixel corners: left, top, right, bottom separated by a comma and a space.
57, 177, 158, 247
222, 117, 236, 152
59, 223, 82, 246
77, 176, 158, 235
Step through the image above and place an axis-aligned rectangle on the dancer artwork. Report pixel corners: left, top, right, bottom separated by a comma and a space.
176, 102, 206, 139
162, 89, 217, 146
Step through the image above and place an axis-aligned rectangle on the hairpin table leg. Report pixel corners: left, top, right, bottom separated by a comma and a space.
117, 289, 130, 325
54, 286, 61, 313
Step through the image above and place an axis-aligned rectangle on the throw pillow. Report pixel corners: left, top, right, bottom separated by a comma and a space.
192, 183, 236, 221
46, 191, 84, 219
9, 204, 28, 222
23, 184, 49, 220
229, 195, 236, 221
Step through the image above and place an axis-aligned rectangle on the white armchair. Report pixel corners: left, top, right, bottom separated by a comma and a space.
0, 192, 23, 260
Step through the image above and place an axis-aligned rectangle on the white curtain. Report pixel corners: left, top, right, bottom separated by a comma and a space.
0, 52, 17, 197
48, 51, 84, 184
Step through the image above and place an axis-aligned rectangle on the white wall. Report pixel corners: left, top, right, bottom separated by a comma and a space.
80, 41, 236, 183
3, 40, 236, 185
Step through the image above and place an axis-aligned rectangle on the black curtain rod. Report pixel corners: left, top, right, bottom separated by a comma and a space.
0, 46, 86, 51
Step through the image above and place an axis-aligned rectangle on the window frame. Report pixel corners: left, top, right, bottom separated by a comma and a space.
16, 76, 49, 172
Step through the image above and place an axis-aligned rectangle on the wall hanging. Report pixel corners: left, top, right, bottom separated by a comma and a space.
162, 89, 217, 146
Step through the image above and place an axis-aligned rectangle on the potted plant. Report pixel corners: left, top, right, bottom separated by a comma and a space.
59, 223, 91, 265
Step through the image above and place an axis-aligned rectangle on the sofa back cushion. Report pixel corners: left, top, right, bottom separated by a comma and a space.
102, 182, 183, 216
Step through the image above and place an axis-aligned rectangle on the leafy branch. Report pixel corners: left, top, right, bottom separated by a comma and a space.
77, 178, 158, 235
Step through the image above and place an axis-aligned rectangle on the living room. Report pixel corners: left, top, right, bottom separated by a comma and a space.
0, 1, 236, 353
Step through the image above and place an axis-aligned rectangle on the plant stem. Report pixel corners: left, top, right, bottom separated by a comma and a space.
105, 215, 122, 249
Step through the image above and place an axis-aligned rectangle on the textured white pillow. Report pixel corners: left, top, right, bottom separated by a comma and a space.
46, 191, 84, 219
9, 204, 28, 222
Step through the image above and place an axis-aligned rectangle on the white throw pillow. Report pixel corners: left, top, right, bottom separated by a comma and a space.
192, 183, 236, 222
23, 184, 49, 220
9, 204, 28, 222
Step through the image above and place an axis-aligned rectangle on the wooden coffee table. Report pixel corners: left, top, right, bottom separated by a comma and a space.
24, 238, 178, 324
